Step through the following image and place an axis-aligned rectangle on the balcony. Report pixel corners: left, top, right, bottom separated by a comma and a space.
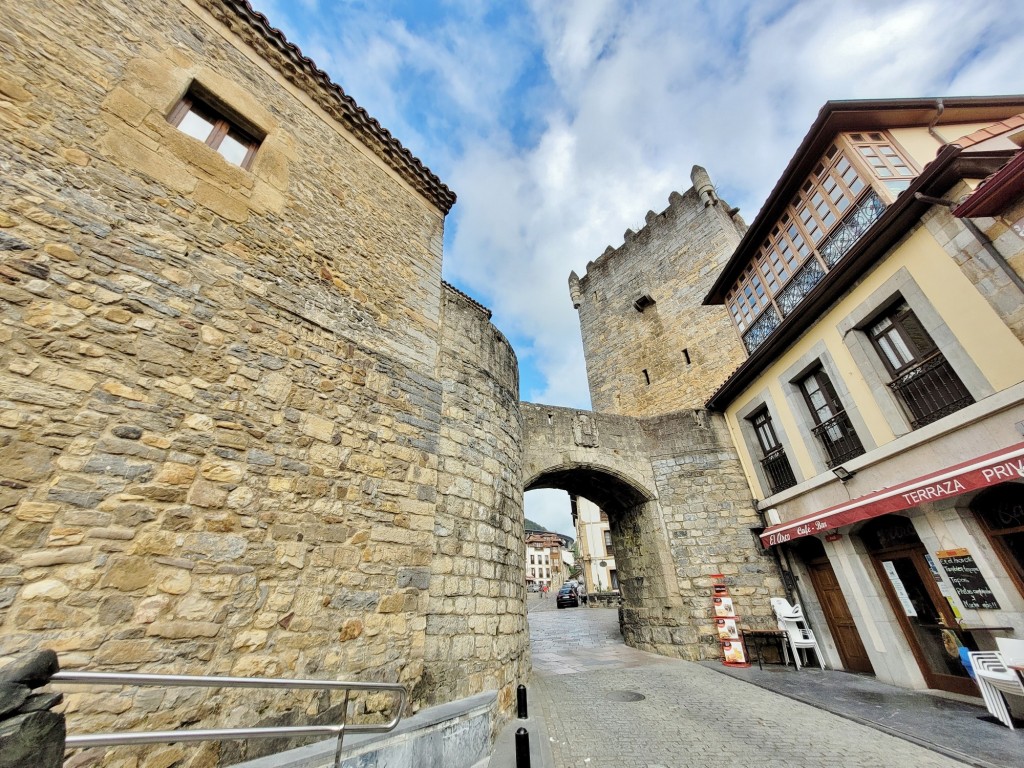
741, 189, 887, 354
888, 353, 974, 429
811, 411, 865, 468
760, 448, 798, 495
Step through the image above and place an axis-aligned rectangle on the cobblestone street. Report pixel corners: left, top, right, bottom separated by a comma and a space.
525, 595, 971, 768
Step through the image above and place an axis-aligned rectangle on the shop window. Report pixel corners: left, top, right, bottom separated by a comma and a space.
971, 484, 1024, 598
168, 86, 261, 169
799, 367, 865, 468
749, 408, 797, 494
867, 300, 973, 429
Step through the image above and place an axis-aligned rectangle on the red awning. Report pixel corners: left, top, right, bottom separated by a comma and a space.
760, 441, 1024, 547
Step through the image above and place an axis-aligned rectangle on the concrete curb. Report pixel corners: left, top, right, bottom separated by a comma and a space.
226, 690, 498, 768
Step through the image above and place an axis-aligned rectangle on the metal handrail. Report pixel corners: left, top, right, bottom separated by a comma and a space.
52, 670, 408, 768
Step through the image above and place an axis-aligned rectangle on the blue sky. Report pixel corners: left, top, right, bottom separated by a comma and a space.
252, 0, 1022, 534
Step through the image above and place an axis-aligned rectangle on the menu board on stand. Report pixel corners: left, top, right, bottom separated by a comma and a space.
712, 574, 749, 667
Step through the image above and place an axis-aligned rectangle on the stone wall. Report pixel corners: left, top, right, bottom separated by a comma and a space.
927, 184, 1024, 343
426, 288, 526, 713
573, 171, 747, 418
0, 2, 524, 766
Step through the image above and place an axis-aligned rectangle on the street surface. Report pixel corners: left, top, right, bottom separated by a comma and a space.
525, 594, 970, 768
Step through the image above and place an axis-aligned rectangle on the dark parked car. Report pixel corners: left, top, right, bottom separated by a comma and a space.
556, 585, 579, 609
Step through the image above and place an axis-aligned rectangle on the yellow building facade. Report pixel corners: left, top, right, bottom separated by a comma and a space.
706, 98, 1024, 696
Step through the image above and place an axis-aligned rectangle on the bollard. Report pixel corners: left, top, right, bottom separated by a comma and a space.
515, 727, 530, 768
516, 683, 528, 719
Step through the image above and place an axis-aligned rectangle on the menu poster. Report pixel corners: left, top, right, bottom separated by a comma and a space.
713, 596, 736, 617
936, 548, 1000, 610
716, 617, 739, 640
721, 640, 747, 665
882, 560, 918, 617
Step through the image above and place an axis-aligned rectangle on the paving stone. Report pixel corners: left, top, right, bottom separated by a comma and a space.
525, 601, 973, 768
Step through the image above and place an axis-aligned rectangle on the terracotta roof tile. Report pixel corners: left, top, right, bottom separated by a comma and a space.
957, 112, 1024, 148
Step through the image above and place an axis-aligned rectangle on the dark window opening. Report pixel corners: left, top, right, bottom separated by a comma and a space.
633, 294, 655, 312
683, 348, 691, 365
750, 408, 797, 494
971, 485, 1024, 598
799, 367, 865, 468
168, 85, 262, 169
867, 300, 973, 428
642, 369, 650, 385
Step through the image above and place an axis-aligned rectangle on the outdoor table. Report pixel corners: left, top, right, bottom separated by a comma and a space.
741, 628, 790, 671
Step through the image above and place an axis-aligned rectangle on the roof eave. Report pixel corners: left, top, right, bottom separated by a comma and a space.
953, 150, 1024, 218
204, 0, 457, 214
704, 95, 1024, 304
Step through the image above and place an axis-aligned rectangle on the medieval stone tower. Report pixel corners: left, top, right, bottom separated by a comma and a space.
554, 166, 785, 661
571, 166, 748, 417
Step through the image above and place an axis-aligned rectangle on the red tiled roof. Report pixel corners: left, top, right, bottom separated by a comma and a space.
955, 112, 1024, 148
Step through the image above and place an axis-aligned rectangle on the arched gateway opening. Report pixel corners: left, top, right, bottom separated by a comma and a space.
516, 402, 785, 660
524, 465, 684, 652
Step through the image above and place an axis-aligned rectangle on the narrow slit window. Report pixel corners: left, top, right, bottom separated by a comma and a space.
642, 369, 650, 385
168, 88, 261, 169
683, 348, 691, 365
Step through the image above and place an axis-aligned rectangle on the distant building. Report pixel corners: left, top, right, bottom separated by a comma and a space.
572, 497, 618, 592
525, 529, 573, 591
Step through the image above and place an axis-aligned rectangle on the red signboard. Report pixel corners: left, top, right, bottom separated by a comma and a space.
760, 441, 1024, 547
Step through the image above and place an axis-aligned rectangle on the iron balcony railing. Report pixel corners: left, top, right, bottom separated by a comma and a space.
887, 353, 974, 429
810, 410, 865, 469
52, 670, 407, 768
759, 448, 798, 495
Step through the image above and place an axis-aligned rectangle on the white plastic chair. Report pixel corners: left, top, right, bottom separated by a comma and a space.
969, 651, 1024, 730
995, 637, 1024, 667
770, 597, 825, 671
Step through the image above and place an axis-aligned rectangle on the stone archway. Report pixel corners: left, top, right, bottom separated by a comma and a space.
525, 462, 687, 654
520, 402, 784, 661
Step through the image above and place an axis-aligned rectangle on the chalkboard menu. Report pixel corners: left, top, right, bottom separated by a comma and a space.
936, 548, 1000, 610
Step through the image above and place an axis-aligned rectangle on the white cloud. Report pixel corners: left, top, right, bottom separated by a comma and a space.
256, 0, 1024, 410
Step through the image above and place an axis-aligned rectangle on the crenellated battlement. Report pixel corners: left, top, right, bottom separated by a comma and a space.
577, 167, 744, 290
570, 166, 748, 418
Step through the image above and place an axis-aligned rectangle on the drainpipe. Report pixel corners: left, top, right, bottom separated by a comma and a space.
927, 98, 946, 146
914, 192, 1024, 295
757, 506, 797, 604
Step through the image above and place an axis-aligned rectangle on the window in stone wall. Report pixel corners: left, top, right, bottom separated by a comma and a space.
168, 86, 261, 169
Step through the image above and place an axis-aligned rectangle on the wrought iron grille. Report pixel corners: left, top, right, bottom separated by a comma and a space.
760, 448, 798, 495
888, 353, 974, 429
811, 410, 865, 468
777, 258, 825, 317
742, 305, 780, 354
819, 189, 886, 267
740, 190, 887, 354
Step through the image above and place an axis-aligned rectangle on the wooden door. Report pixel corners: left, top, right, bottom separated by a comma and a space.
870, 547, 978, 697
807, 558, 874, 674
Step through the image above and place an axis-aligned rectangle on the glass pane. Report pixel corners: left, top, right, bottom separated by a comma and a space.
218, 132, 250, 166
177, 109, 215, 142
